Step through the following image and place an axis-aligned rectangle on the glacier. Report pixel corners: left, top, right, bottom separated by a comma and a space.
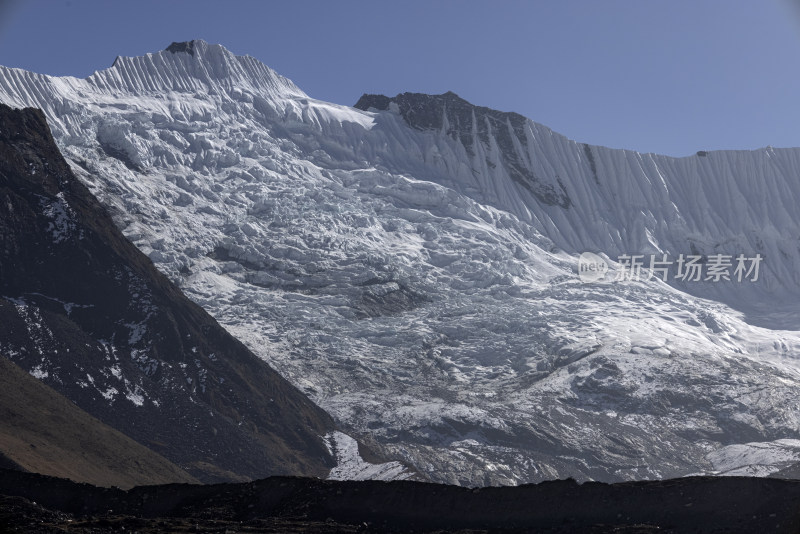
2, 39, 800, 485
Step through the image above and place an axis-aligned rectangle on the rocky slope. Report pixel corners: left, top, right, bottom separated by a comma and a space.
0, 356, 198, 488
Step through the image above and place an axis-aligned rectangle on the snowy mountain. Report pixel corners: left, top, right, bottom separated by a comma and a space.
353, 90, 800, 321
0, 102, 409, 483
1, 40, 799, 485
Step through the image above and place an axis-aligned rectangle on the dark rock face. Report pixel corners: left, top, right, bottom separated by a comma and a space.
355, 92, 571, 208
0, 104, 336, 482
2, 469, 800, 533
165, 41, 197, 56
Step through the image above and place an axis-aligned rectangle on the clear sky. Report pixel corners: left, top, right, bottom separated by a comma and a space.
1, 0, 799, 156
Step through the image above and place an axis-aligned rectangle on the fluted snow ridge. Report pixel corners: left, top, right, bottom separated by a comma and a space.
0, 40, 305, 120
355, 92, 800, 310
90, 40, 305, 98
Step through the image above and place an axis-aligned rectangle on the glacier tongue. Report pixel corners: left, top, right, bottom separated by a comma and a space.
324, 431, 412, 481
2, 40, 800, 485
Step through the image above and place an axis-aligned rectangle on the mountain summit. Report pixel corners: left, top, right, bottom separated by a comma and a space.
165, 40, 201, 55
356, 91, 572, 207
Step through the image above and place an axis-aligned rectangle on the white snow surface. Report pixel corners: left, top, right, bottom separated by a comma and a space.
3, 40, 800, 484
324, 431, 412, 481
707, 439, 800, 477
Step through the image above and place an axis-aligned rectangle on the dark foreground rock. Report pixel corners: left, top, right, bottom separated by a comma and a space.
1, 469, 800, 533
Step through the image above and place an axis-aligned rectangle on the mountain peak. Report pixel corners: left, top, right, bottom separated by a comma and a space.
165, 40, 202, 56
87, 40, 306, 100
162, 39, 231, 60
355, 91, 571, 207
356, 91, 465, 112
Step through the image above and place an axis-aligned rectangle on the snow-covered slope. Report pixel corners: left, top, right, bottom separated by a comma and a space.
2, 40, 800, 485
352, 91, 800, 320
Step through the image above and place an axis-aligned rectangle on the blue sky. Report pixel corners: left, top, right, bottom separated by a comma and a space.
1, 0, 799, 156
